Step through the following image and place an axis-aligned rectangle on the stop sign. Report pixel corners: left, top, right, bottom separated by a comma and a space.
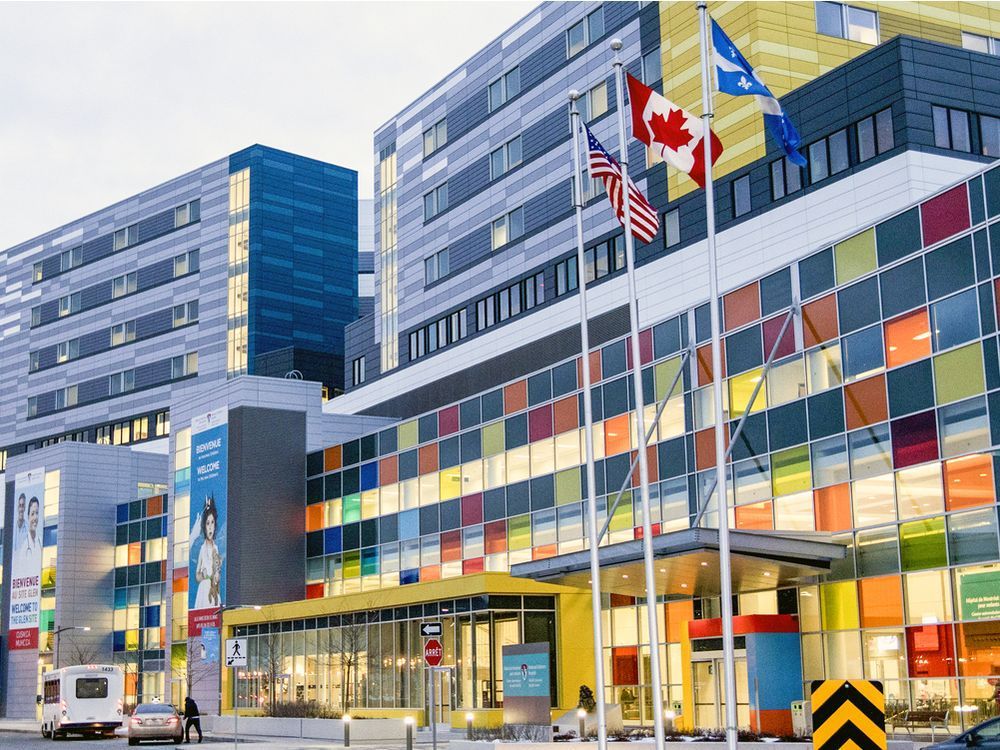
423, 638, 443, 667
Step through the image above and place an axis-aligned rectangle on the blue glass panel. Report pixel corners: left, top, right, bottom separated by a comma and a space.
360, 462, 378, 491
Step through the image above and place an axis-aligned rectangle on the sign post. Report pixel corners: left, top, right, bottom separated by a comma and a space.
226, 639, 247, 750
423, 638, 443, 750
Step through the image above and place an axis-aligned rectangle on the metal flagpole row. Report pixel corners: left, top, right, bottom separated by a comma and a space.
610, 39, 665, 750
696, 5, 738, 750
691, 306, 798, 528
597, 348, 692, 545
568, 91, 609, 750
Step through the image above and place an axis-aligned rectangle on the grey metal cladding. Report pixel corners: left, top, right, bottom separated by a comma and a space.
78, 377, 109, 403
134, 358, 172, 389
135, 308, 174, 339
447, 225, 493, 271
447, 89, 491, 143
136, 209, 175, 243
137, 257, 174, 289
448, 157, 491, 206
80, 329, 108, 356
524, 181, 572, 235
521, 34, 568, 91
604, 1, 639, 31
81, 234, 114, 264
80, 281, 111, 309
523, 109, 570, 163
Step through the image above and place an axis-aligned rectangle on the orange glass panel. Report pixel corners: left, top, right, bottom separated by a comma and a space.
420, 565, 441, 582
172, 575, 188, 594
589, 351, 601, 384
504, 380, 527, 414
859, 575, 904, 627
604, 414, 631, 456
532, 544, 557, 560
956, 621, 1000, 677
724, 282, 760, 331
631, 446, 659, 486
884, 309, 931, 369
147, 496, 162, 516
944, 454, 995, 510
802, 294, 839, 348
418, 444, 438, 475
553, 395, 579, 435
665, 600, 694, 642
128, 542, 141, 566
814, 484, 852, 531
324, 445, 342, 472
695, 427, 729, 471
697, 343, 726, 386
305, 504, 324, 532
844, 374, 887, 430
380, 455, 398, 485
735, 501, 773, 530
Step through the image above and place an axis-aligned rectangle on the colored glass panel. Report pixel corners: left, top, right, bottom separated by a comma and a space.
948, 510, 1000, 565
654, 357, 683, 401
504, 380, 527, 414
835, 228, 876, 284
729, 368, 766, 418
601, 415, 630, 456
920, 183, 970, 247
305, 504, 323, 532
735, 500, 773, 530
762, 313, 796, 361
890, 410, 938, 468
814, 484, 852, 531
324, 445, 342, 472
380, 455, 398, 485
859, 575, 904, 627
820, 581, 860, 630
844, 375, 887, 430
507, 515, 531, 550
905, 624, 956, 677
803, 294, 839, 348
482, 422, 504, 456
852, 474, 896, 527
439, 467, 461, 500
697, 342, 726, 385
899, 517, 947, 571
439, 405, 460, 436
943, 454, 995, 510
555, 468, 581, 505
553, 395, 578, 435
884, 309, 931, 368
772, 445, 811, 496
723, 281, 760, 331
419, 444, 438, 474
528, 404, 553, 442
398, 420, 418, 450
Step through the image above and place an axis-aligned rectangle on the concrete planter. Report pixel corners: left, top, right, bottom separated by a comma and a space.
209, 715, 407, 740
450, 741, 917, 750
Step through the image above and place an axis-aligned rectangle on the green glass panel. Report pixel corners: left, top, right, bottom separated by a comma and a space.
398, 420, 418, 450
342, 493, 361, 524
771, 445, 811, 496
899, 517, 947, 571
360, 549, 379, 576
934, 343, 984, 404
508, 514, 531, 550
609, 492, 634, 532
834, 227, 876, 284
555, 468, 581, 505
482, 422, 505, 456
655, 356, 683, 401
820, 580, 859, 630
343, 550, 361, 578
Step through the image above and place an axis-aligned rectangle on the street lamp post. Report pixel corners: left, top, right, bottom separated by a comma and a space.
53, 625, 91, 670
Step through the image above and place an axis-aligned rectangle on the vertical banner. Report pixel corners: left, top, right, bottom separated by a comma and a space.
502, 642, 552, 725
187, 410, 228, 637
8, 468, 44, 650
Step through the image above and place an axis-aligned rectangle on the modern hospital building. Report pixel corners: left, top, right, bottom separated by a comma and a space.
3, 0, 1000, 738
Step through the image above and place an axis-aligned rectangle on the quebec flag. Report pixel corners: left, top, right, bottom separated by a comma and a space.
711, 19, 807, 166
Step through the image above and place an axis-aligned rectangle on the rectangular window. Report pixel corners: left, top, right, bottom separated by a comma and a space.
58, 292, 81, 318
155, 411, 170, 436
171, 352, 198, 379
31, 305, 42, 327
352, 356, 366, 386
423, 118, 447, 156
423, 183, 449, 220
816, 2, 878, 43
490, 135, 523, 179
112, 272, 137, 299
932, 106, 972, 152
173, 300, 199, 327
642, 47, 662, 84
57, 339, 79, 363
29, 350, 40, 372
114, 224, 138, 251
60, 247, 81, 272
567, 8, 605, 57
109, 370, 135, 395
664, 208, 680, 248
55, 385, 78, 410
733, 174, 751, 217
174, 249, 199, 277
828, 129, 849, 174
809, 140, 829, 182
962, 31, 991, 53
27, 396, 38, 417
488, 66, 521, 111
424, 248, 449, 284
555, 256, 578, 297
491, 207, 524, 250
980, 115, 1000, 158
110, 320, 136, 347
580, 80, 608, 123
33, 261, 43, 282
174, 199, 200, 227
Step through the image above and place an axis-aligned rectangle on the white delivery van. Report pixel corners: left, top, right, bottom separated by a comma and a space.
40, 664, 124, 739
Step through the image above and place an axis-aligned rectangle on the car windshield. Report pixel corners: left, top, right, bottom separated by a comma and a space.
134, 704, 176, 715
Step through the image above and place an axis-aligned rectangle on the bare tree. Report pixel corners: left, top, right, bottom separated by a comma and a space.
339, 612, 369, 712
62, 636, 102, 667
259, 629, 284, 716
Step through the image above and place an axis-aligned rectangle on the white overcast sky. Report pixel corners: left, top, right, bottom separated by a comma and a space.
0, 0, 536, 250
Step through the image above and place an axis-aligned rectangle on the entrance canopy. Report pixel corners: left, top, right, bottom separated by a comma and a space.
509, 528, 846, 597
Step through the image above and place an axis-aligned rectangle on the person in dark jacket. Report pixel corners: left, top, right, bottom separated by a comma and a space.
183, 696, 202, 743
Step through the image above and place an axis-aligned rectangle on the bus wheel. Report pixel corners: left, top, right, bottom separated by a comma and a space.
40, 723, 50, 738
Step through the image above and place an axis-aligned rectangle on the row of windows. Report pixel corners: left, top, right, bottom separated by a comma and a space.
97, 413, 169, 446
409, 310, 468, 361
815, 1, 878, 45
26, 353, 198, 418
961, 31, 1000, 56
488, 66, 521, 112
28, 249, 200, 328
475, 272, 545, 333
933, 106, 1000, 158
424, 248, 450, 285
567, 6, 605, 58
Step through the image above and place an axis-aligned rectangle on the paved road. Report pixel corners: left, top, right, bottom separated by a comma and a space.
0, 731, 445, 750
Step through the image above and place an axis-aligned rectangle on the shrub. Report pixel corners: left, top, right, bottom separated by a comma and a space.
267, 700, 341, 719
578, 685, 597, 713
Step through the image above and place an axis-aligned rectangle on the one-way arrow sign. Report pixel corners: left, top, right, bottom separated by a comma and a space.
420, 622, 442, 637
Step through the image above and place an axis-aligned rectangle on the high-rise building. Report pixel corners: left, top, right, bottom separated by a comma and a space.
0, 145, 359, 466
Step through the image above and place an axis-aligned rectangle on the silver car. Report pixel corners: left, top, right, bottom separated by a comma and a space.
927, 716, 1000, 750
127, 703, 183, 745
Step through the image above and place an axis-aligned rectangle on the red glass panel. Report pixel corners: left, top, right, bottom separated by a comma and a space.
484, 521, 507, 553
380, 455, 398, 485
528, 404, 553, 442
553, 396, 579, 435
440, 530, 462, 562
920, 184, 970, 247
762, 314, 796, 360
504, 380, 527, 414
890, 410, 938, 468
906, 624, 956, 677
724, 282, 761, 331
462, 557, 484, 575
306, 583, 324, 599
611, 646, 639, 684
438, 406, 460, 437
419, 444, 438, 475
147, 496, 163, 516
697, 343, 726, 386
640, 329, 654, 365
461, 494, 484, 526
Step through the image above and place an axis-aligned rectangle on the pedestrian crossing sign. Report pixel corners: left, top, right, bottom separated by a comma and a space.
225, 638, 247, 667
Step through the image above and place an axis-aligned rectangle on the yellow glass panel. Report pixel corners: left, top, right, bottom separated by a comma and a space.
378, 486, 397, 515
326, 498, 343, 526
398, 420, 418, 450
729, 368, 766, 418
484, 454, 506, 489
554, 431, 581, 470
820, 581, 860, 630
834, 227, 876, 284
658, 395, 685, 439
439, 467, 461, 500
399, 478, 419, 510
654, 356, 683, 401
361, 489, 379, 519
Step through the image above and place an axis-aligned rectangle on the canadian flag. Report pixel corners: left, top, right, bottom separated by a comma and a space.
627, 74, 723, 189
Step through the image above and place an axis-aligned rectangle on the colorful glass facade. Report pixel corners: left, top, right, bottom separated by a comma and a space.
296, 164, 1000, 728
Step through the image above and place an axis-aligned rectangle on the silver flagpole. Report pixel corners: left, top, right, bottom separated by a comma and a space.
696, 5, 738, 750
568, 90, 608, 750
610, 39, 665, 750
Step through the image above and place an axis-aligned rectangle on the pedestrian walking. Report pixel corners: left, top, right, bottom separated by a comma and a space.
183, 696, 202, 744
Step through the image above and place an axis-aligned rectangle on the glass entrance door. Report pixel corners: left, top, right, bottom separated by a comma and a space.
691, 657, 750, 730
428, 667, 452, 726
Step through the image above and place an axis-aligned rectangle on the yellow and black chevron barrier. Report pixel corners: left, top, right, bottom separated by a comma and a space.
811, 679, 886, 750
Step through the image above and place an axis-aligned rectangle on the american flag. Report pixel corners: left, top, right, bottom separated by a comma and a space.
585, 125, 660, 244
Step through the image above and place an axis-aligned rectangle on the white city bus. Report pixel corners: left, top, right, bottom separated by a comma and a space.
40, 664, 124, 739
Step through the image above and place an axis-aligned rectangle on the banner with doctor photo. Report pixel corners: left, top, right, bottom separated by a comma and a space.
8, 468, 45, 650
187, 410, 229, 637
